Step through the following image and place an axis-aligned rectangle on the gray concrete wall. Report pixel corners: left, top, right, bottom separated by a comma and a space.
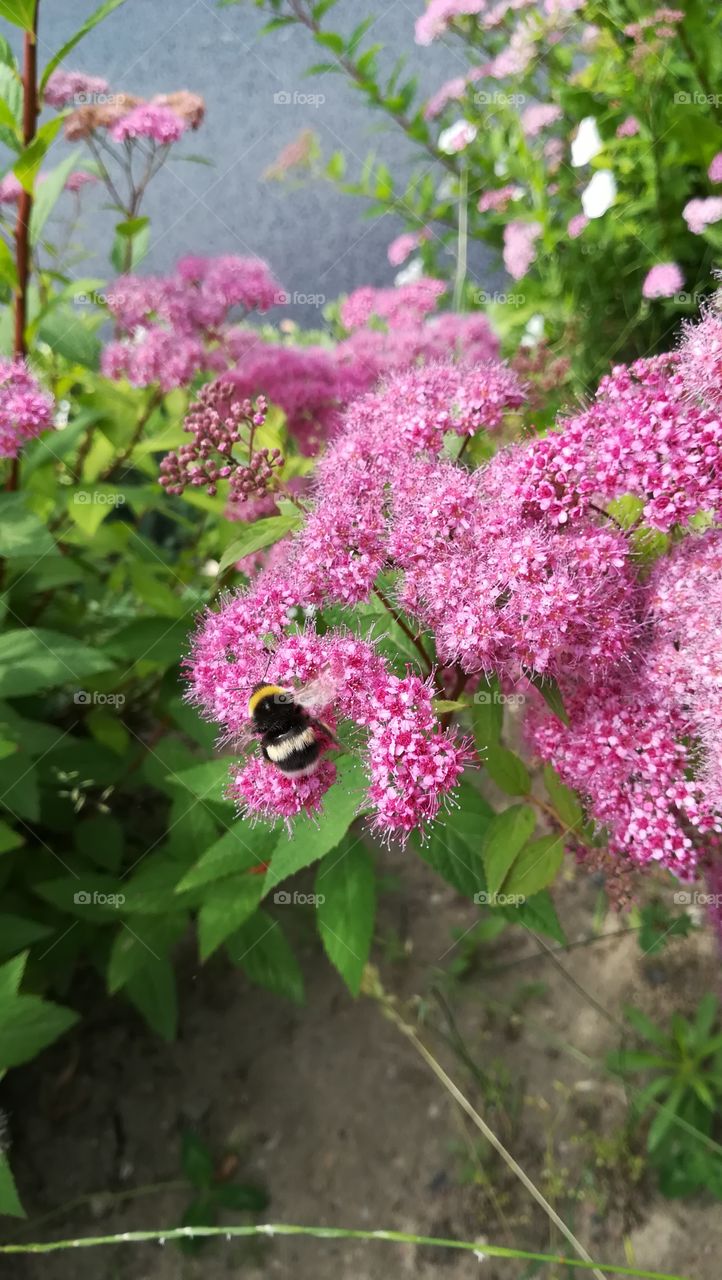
18, 0, 479, 320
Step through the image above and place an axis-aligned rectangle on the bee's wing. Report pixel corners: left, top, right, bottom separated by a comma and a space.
293, 671, 338, 714
220, 723, 256, 756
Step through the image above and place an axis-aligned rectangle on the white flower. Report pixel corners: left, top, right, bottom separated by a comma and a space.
581, 169, 616, 218
521, 313, 545, 347
438, 119, 477, 154
394, 257, 424, 286
571, 115, 602, 167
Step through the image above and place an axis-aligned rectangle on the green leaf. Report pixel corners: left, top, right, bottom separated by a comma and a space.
524, 672, 570, 726
125, 955, 177, 1041
0, 819, 23, 855
37, 306, 101, 369
543, 765, 583, 830
505, 889, 567, 945
0, 492, 58, 559
177, 825, 276, 893
0, 627, 113, 696
315, 841, 375, 995
501, 833, 565, 899
214, 1181, 269, 1211
30, 152, 80, 244
170, 759, 235, 810
470, 676, 503, 751
0, 236, 17, 289
40, 0, 127, 91
0, 753, 39, 821
481, 804, 536, 897
0, 1153, 25, 1218
107, 916, 187, 994
0, 913, 53, 959
484, 745, 531, 796
218, 515, 302, 574
263, 756, 365, 891
12, 115, 64, 192
0, 990, 78, 1069
0, 951, 26, 1000
107, 617, 187, 668
227, 909, 304, 1004
0, 0, 36, 31
197, 874, 264, 961
74, 814, 124, 873
181, 1130, 214, 1190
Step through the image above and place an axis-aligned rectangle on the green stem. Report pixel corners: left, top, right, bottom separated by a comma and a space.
452, 161, 468, 313
0, 1223, 691, 1276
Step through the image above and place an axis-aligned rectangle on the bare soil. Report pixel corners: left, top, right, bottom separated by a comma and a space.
3, 849, 721, 1280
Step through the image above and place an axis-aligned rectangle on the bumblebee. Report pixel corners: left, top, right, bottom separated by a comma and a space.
248, 683, 336, 776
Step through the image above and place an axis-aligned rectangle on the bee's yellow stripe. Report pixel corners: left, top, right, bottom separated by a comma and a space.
248, 684, 287, 717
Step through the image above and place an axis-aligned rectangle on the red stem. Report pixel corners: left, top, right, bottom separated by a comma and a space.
6, 5, 39, 496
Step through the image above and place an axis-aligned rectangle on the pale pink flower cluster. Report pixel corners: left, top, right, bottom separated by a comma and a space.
340, 279, 446, 329
683, 197, 722, 235
616, 115, 640, 138
387, 228, 429, 265
642, 262, 683, 299
44, 69, 109, 107
478, 185, 522, 213
709, 153, 722, 184
503, 220, 542, 280
567, 213, 589, 239
415, 0, 486, 45
0, 359, 54, 459
520, 103, 562, 138
110, 103, 186, 144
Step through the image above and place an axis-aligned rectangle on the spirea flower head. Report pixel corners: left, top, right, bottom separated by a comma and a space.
187, 610, 471, 838
567, 213, 589, 239
424, 76, 467, 120
616, 115, 640, 139
387, 229, 429, 265
44, 69, 109, 108
64, 170, 99, 194
110, 102, 187, 144
678, 290, 722, 411
0, 173, 23, 205
709, 152, 722, 184
0, 359, 54, 459
340, 279, 445, 330
478, 185, 522, 213
415, 0, 486, 44
160, 383, 277, 500
642, 262, 683, 299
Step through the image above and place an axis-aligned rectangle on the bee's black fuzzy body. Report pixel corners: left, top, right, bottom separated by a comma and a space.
248, 684, 322, 776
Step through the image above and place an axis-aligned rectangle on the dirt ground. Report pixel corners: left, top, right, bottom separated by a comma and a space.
3, 848, 721, 1280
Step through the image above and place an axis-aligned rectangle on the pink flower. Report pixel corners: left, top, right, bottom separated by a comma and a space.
503, 220, 542, 280
616, 115, 640, 138
437, 119, 477, 153
642, 262, 683, 299
387, 230, 425, 266
0, 359, 54, 459
683, 197, 722, 235
415, 0, 486, 45
424, 76, 467, 120
0, 173, 23, 205
567, 213, 589, 239
478, 185, 522, 213
340, 279, 445, 330
678, 293, 722, 411
44, 69, 109, 108
110, 103, 187, 144
520, 103, 562, 138
64, 171, 99, 194
708, 152, 722, 184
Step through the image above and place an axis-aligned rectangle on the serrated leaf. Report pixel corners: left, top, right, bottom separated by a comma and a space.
481, 804, 536, 897
107, 916, 187, 994
0, 990, 78, 1069
177, 825, 276, 893
315, 841, 375, 994
227, 909, 304, 1004
126, 955, 177, 1041
218, 515, 302, 574
484, 745, 530, 796
0, 628, 112, 696
197, 874, 264, 960
524, 671, 569, 726
543, 765, 583, 830
470, 676, 503, 751
501, 832, 565, 898
263, 756, 365, 892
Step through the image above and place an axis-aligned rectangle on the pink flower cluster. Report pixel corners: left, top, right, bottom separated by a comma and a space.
415, 0, 486, 45
159, 384, 280, 501
503, 220, 542, 280
44, 70, 110, 108
0, 359, 54, 459
678, 293, 722, 411
101, 255, 282, 391
502, 351, 722, 530
340, 278, 446, 330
